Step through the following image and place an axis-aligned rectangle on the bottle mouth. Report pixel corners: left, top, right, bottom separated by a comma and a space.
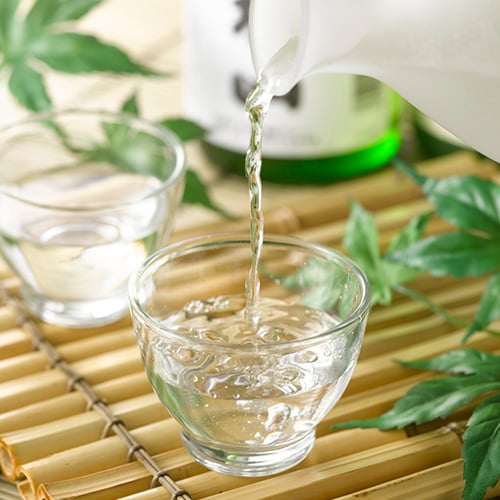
249, 0, 373, 96
249, 0, 305, 96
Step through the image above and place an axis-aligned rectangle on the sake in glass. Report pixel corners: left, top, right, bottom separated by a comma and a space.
0, 110, 185, 327
129, 233, 370, 476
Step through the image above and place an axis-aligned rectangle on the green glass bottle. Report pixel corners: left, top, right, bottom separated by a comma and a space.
413, 109, 464, 159
184, 0, 402, 184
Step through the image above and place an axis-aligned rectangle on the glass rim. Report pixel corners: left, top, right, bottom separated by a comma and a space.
0, 108, 186, 212
128, 232, 371, 349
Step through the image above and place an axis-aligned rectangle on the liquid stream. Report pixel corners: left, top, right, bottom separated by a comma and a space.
144, 65, 362, 450
243, 79, 274, 325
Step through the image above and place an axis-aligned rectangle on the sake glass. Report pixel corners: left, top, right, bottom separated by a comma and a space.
0, 110, 185, 327
129, 233, 370, 476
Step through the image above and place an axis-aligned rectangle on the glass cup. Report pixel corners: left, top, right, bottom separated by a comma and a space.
129, 233, 370, 477
0, 110, 185, 327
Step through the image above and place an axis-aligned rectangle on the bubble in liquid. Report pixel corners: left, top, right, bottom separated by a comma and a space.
280, 367, 300, 382
295, 350, 319, 363
221, 356, 244, 373
172, 346, 208, 367
265, 403, 292, 431
198, 329, 228, 343
262, 431, 287, 445
183, 299, 207, 318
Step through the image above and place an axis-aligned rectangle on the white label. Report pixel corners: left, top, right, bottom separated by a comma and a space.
184, 0, 397, 158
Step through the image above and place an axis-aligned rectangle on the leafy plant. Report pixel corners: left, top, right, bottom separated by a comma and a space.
0, 1, 232, 219
338, 160, 500, 500
267, 256, 346, 310
109, 94, 235, 218
0, 0, 161, 112
343, 199, 432, 306
387, 159, 500, 341
51, 92, 234, 218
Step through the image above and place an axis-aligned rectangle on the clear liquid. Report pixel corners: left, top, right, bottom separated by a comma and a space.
0, 165, 166, 302
243, 79, 274, 324
145, 76, 361, 454
149, 296, 356, 448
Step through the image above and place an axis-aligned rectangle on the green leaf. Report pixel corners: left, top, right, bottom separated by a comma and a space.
157, 118, 206, 142
386, 212, 433, 254
0, 0, 19, 53
121, 93, 140, 116
462, 393, 500, 500
399, 349, 500, 380
8, 62, 51, 111
342, 200, 391, 305
392, 158, 427, 186
394, 283, 471, 329
83, 124, 170, 178
384, 211, 433, 285
25, 0, 102, 38
143, 232, 159, 255
343, 202, 431, 306
394, 159, 500, 237
182, 169, 236, 219
32, 32, 160, 75
463, 272, 500, 342
387, 231, 500, 278
275, 257, 345, 310
332, 375, 500, 430
425, 176, 500, 236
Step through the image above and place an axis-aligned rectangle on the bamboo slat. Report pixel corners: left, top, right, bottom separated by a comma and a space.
0, 327, 136, 383
0, 152, 498, 499
0, 393, 169, 480
0, 307, 18, 332
37, 448, 206, 500
119, 428, 462, 500
346, 329, 499, 396
173, 152, 496, 243
19, 419, 183, 494
0, 329, 34, 361
334, 459, 500, 500
38, 427, 404, 500
367, 276, 489, 328
0, 476, 19, 500
0, 346, 143, 413
0, 371, 151, 434
39, 315, 133, 346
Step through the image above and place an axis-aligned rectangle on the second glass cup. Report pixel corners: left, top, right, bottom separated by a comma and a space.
129, 233, 370, 477
0, 110, 185, 327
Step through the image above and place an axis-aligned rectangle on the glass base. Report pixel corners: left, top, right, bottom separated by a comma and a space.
181, 429, 316, 477
21, 287, 129, 328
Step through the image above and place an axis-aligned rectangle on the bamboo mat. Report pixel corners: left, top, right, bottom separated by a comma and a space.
1, 152, 500, 500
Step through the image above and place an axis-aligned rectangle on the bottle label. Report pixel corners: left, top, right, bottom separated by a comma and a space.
184, 0, 397, 158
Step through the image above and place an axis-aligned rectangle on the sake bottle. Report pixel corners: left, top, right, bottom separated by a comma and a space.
413, 110, 465, 158
183, 0, 401, 184
249, 0, 500, 164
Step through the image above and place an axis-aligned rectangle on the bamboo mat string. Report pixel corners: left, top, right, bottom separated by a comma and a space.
443, 422, 466, 444
1, 287, 192, 500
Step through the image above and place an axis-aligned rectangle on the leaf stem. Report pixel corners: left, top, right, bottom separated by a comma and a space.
392, 284, 500, 338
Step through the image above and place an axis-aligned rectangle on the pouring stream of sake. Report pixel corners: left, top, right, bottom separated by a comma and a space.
243, 40, 299, 325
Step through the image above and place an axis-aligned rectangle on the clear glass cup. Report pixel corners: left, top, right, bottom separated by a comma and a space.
129, 233, 370, 477
0, 110, 185, 328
